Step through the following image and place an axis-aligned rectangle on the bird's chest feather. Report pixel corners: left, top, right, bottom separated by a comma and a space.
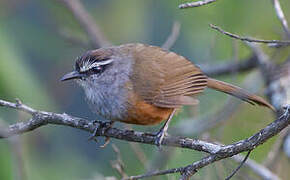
81, 75, 130, 121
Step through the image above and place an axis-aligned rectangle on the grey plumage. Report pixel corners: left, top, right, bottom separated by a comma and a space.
75, 47, 133, 121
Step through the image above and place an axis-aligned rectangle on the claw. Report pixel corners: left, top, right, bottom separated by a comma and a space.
153, 109, 176, 148
100, 137, 111, 148
154, 129, 168, 148
88, 120, 114, 143
88, 120, 100, 141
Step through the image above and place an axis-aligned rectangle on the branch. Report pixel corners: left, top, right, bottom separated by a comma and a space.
162, 21, 181, 50
1, 97, 289, 180
210, 24, 290, 47
179, 0, 217, 9
0, 99, 224, 154
125, 105, 290, 179
225, 150, 251, 180
272, 0, 290, 38
58, 0, 111, 48
232, 153, 281, 180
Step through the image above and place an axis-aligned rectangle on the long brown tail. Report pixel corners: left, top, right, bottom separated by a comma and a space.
207, 78, 275, 111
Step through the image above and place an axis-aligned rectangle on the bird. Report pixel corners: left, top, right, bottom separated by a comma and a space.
60, 43, 275, 146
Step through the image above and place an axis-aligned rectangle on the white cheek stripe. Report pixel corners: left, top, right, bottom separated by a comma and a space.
80, 59, 114, 72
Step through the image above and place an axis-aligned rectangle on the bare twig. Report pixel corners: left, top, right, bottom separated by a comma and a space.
210, 24, 290, 46
232, 153, 281, 180
179, 0, 217, 9
123, 167, 182, 180
225, 150, 251, 180
58, 0, 111, 48
125, 106, 290, 179
162, 21, 181, 50
272, 0, 290, 38
0, 99, 36, 114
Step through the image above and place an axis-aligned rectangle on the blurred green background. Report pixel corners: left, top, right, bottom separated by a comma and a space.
0, 0, 289, 179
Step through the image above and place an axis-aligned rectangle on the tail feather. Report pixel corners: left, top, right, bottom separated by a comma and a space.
207, 78, 275, 111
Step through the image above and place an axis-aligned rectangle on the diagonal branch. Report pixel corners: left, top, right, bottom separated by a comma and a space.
210, 24, 290, 47
272, 0, 290, 38
162, 21, 181, 50
58, 0, 111, 48
125, 105, 290, 179
0, 99, 289, 179
179, 0, 217, 9
232, 153, 281, 180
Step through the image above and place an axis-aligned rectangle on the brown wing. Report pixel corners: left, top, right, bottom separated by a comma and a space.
129, 44, 208, 108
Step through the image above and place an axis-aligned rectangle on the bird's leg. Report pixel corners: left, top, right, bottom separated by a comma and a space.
88, 120, 115, 145
154, 109, 177, 147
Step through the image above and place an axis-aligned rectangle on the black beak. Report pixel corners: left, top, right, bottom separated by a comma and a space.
60, 71, 85, 81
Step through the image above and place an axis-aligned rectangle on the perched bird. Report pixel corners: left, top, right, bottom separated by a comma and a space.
61, 43, 274, 145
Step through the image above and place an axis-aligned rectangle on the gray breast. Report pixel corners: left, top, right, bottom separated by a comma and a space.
78, 56, 132, 121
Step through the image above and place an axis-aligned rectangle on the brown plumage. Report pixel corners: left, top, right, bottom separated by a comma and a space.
130, 44, 207, 108
119, 44, 275, 125
207, 78, 275, 110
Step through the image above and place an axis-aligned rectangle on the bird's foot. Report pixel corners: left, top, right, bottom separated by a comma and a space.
88, 120, 114, 148
154, 129, 168, 149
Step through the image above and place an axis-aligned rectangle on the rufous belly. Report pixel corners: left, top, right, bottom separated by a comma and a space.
123, 99, 174, 125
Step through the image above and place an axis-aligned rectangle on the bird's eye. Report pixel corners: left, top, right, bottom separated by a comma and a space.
91, 66, 102, 73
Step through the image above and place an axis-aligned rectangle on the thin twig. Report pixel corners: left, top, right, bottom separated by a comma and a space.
232, 152, 281, 180
123, 167, 182, 180
162, 21, 181, 50
210, 24, 290, 46
272, 0, 290, 38
179, 0, 217, 9
0, 99, 36, 114
225, 150, 251, 180
58, 0, 111, 48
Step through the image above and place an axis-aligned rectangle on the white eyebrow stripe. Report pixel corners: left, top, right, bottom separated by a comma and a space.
80, 59, 114, 72
90, 59, 114, 67
91, 59, 113, 66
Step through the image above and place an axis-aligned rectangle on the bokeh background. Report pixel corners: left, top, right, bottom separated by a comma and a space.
0, 0, 289, 179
